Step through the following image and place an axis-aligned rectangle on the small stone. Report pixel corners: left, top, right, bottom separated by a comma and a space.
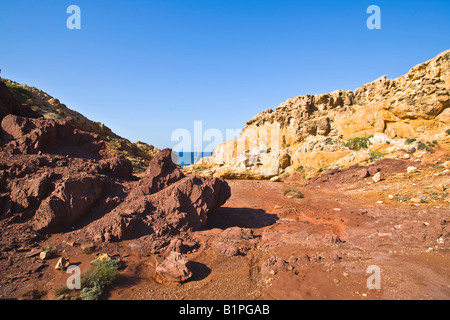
407, 166, 417, 174
270, 176, 280, 182
372, 172, 382, 183
377, 201, 383, 205
410, 198, 422, 203
55, 257, 70, 270
388, 195, 394, 200
333, 278, 340, 284
39, 251, 50, 260
403, 154, 410, 159
274, 205, 283, 209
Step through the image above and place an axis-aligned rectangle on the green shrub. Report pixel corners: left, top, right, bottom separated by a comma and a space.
82, 247, 93, 254
5, 84, 33, 102
80, 285, 103, 301
81, 259, 120, 289
405, 138, 416, 144
446, 129, 450, 135
284, 189, 304, 198
417, 142, 427, 150
369, 151, 388, 160
78, 258, 120, 300
344, 136, 371, 151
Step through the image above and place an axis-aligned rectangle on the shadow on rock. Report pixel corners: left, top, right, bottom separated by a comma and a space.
186, 261, 211, 282
203, 207, 278, 230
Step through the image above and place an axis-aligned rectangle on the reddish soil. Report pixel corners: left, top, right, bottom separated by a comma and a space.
3, 151, 448, 300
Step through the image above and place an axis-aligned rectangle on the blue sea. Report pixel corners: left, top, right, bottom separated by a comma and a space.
177, 152, 213, 167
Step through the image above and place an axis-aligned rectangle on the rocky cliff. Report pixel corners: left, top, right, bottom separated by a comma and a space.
198, 49, 450, 179
2, 79, 159, 172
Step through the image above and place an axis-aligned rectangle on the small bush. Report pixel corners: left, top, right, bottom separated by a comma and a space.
5, 84, 33, 102
344, 136, 371, 151
446, 129, 450, 135
369, 151, 388, 160
296, 166, 304, 171
405, 138, 416, 144
80, 285, 103, 301
79, 258, 120, 300
81, 259, 120, 289
82, 247, 93, 254
284, 189, 304, 198
417, 142, 427, 150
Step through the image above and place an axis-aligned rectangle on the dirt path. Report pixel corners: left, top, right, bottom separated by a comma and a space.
106, 173, 449, 300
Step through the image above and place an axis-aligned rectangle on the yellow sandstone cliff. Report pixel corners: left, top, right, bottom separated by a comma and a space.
198, 49, 450, 179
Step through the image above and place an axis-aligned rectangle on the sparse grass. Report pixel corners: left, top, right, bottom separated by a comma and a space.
344, 136, 372, 151
284, 189, 304, 198
296, 165, 304, 171
369, 151, 388, 160
192, 166, 208, 172
325, 138, 343, 146
5, 83, 33, 102
54, 285, 71, 297
57, 257, 121, 301
393, 195, 410, 203
82, 247, 94, 254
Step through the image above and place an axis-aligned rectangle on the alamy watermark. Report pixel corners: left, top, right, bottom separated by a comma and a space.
66, 265, 81, 290
367, 5, 381, 30
67, 5, 81, 30
366, 265, 381, 290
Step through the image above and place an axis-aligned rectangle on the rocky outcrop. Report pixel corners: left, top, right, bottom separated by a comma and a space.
1, 79, 159, 172
0, 106, 231, 239
89, 174, 231, 242
32, 174, 105, 233
1, 114, 104, 156
200, 50, 450, 179
0, 81, 22, 119
140, 148, 185, 194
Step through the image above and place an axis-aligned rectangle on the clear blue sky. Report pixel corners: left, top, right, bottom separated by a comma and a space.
1, 0, 449, 150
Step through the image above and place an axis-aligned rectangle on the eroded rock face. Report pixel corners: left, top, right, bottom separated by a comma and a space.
1, 114, 104, 156
32, 174, 105, 233
201, 50, 450, 179
0, 108, 231, 241
90, 174, 231, 241
140, 148, 185, 194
